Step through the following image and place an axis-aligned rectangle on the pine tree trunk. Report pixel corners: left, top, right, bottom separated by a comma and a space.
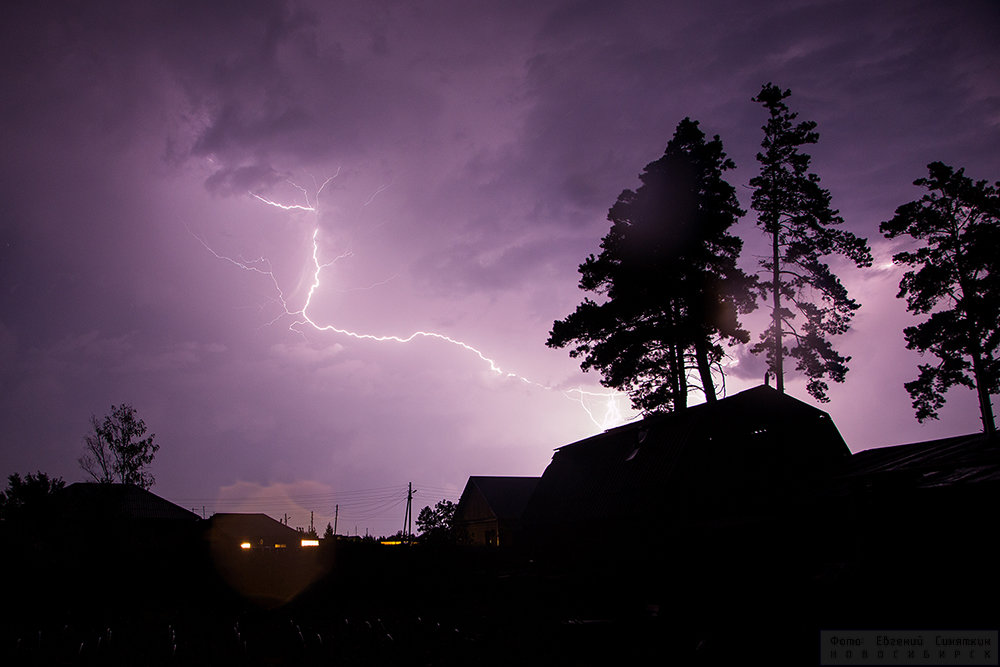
970, 348, 997, 439
676, 344, 688, 409
668, 343, 682, 409
664, 305, 681, 410
957, 253, 996, 439
694, 337, 716, 402
672, 301, 688, 410
772, 220, 784, 394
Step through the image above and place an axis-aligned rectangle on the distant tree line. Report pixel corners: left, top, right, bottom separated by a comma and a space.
549, 82, 998, 436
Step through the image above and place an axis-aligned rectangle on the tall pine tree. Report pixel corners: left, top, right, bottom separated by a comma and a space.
880, 162, 999, 437
548, 118, 756, 413
750, 83, 872, 402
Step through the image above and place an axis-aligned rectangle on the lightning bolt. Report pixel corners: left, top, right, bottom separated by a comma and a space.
199, 174, 629, 430
250, 193, 315, 211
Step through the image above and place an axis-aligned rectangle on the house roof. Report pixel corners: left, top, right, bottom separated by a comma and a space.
837, 432, 1000, 489
554, 384, 840, 455
208, 513, 305, 544
57, 483, 200, 522
457, 476, 540, 522
523, 385, 850, 526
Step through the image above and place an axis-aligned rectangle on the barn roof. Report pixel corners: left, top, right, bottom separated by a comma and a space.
523, 385, 850, 527
554, 384, 836, 455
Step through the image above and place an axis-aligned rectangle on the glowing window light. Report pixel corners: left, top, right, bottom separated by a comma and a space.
275, 544, 286, 548
300, 539, 320, 547
240, 542, 252, 550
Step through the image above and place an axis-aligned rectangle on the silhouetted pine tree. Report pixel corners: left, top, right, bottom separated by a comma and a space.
750, 83, 872, 402
881, 161, 1000, 437
548, 118, 756, 413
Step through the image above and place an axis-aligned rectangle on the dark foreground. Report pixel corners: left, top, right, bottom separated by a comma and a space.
1, 526, 995, 666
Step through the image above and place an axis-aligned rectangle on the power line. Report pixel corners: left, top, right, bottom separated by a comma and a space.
167, 481, 463, 531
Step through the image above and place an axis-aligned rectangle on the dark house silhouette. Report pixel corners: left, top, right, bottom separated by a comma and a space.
207, 513, 328, 607
522, 385, 850, 562
23, 484, 206, 613
516, 386, 998, 634
51, 482, 201, 549
208, 512, 310, 551
840, 431, 1000, 490
454, 476, 540, 547
827, 432, 999, 578
56, 482, 201, 523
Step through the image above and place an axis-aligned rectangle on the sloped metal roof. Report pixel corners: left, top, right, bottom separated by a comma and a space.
837, 432, 1000, 489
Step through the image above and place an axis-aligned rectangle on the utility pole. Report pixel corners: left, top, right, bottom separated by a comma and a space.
334, 504, 339, 536
310, 510, 314, 534
401, 482, 415, 544
283, 513, 290, 526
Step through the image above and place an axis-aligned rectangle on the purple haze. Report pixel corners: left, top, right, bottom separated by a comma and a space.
1, 0, 998, 537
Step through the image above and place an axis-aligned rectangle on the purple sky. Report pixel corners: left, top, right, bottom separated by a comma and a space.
2, 0, 998, 537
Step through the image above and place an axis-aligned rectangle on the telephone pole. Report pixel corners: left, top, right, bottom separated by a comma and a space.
334, 504, 339, 536
401, 482, 415, 544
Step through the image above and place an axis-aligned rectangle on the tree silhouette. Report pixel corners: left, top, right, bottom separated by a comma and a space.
749, 83, 872, 402
0, 471, 65, 522
416, 499, 457, 543
323, 522, 334, 540
880, 162, 999, 437
79, 403, 159, 489
548, 118, 756, 413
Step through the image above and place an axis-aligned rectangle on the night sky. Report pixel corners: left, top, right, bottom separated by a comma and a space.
2, 0, 998, 537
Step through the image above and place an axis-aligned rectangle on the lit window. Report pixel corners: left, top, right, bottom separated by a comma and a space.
275, 544, 286, 548
240, 542, 252, 550
300, 539, 320, 547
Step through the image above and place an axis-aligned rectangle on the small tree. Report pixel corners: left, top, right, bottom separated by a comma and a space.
548, 118, 757, 413
0, 472, 65, 522
79, 403, 159, 489
416, 499, 457, 543
750, 83, 872, 401
880, 162, 999, 437
323, 522, 334, 540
